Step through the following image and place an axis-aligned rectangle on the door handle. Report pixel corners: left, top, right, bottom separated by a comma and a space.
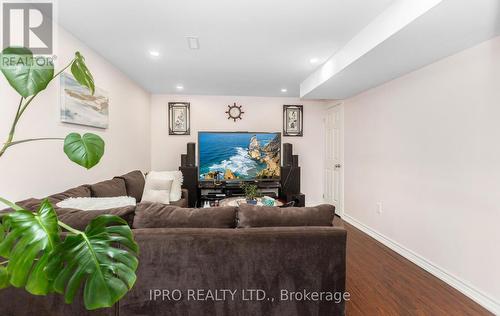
334, 164, 341, 168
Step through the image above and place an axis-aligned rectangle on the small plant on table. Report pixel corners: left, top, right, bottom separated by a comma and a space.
241, 183, 261, 205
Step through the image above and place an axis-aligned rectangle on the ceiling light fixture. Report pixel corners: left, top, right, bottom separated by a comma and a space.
176, 85, 184, 90
281, 88, 288, 93
186, 36, 200, 50
309, 58, 319, 64
149, 50, 160, 57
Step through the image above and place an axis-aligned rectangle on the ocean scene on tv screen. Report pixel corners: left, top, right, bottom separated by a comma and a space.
199, 132, 281, 180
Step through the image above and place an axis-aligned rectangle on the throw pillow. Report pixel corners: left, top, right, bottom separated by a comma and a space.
146, 171, 183, 202
56, 196, 136, 211
142, 174, 173, 204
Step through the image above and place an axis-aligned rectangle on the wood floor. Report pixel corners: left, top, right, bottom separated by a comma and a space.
342, 220, 492, 316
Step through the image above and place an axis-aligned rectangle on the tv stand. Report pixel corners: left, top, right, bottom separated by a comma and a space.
199, 181, 281, 206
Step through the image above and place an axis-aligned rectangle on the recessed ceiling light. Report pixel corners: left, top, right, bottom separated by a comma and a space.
176, 85, 184, 90
281, 88, 288, 93
186, 36, 200, 50
149, 50, 160, 57
309, 58, 319, 64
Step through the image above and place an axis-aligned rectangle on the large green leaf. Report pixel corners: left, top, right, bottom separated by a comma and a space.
0, 47, 54, 97
46, 215, 139, 310
0, 220, 4, 243
64, 133, 105, 169
71, 52, 95, 95
0, 221, 7, 290
0, 266, 9, 289
0, 199, 60, 294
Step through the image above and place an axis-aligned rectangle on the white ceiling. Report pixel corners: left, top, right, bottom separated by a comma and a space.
58, 0, 500, 99
302, 0, 500, 99
58, 0, 395, 97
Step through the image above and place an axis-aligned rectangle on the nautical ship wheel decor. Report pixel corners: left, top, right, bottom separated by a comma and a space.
226, 103, 244, 122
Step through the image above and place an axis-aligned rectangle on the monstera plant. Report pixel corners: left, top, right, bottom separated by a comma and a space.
0, 47, 139, 310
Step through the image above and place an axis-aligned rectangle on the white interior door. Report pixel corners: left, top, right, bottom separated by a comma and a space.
324, 105, 343, 215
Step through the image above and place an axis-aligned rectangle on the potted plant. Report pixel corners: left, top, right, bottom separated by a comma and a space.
241, 183, 261, 205
0, 47, 138, 310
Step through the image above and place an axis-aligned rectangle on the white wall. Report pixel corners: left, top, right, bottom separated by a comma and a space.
343, 36, 500, 311
0, 27, 151, 203
150, 95, 328, 206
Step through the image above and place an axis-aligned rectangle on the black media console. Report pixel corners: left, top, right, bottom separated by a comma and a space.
197, 181, 281, 206
179, 142, 305, 207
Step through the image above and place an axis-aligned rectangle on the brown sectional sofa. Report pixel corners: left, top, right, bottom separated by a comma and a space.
0, 170, 347, 316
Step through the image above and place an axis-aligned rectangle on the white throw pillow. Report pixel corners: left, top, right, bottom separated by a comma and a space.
142, 173, 174, 204
146, 171, 183, 202
56, 196, 136, 211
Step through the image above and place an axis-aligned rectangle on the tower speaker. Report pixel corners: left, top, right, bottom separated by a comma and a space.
280, 166, 300, 195
186, 143, 196, 167
283, 143, 293, 167
181, 154, 187, 167
179, 166, 198, 207
292, 155, 299, 168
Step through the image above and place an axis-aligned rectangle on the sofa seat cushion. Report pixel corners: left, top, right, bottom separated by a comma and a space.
237, 204, 335, 228
56, 205, 136, 230
133, 202, 237, 229
90, 178, 127, 197
115, 170, 145, 202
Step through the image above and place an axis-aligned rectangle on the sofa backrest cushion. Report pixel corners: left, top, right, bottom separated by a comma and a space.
48, 185, 92, 204
0, 197, 42, 214
0, 186, 92, 213
56, 205, 136, 231
133, 202, 237, 229
114, 170, 145, 202
90, 178, 127, 198
14, 198, 44, 211
237, 204, 335, 228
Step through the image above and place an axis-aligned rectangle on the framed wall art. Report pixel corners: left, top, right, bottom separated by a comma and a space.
60, 73, 109, 129
168, 102, 190, 135
283, 105, 303, 137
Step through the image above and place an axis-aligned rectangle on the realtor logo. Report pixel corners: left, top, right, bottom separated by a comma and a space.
2, 1, 53, 54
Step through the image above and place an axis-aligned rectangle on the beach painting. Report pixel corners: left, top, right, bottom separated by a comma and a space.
60, 73, 109, 129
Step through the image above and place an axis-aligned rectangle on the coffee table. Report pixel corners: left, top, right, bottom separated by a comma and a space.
219, 197, 283, 207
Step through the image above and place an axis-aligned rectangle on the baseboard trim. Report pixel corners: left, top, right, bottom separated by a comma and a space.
342, 212, 500, 315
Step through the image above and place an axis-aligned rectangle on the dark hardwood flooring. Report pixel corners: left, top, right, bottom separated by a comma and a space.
342, 220, 492, 316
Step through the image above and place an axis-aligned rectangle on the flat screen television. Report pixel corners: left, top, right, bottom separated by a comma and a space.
198, 132, 281, 181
